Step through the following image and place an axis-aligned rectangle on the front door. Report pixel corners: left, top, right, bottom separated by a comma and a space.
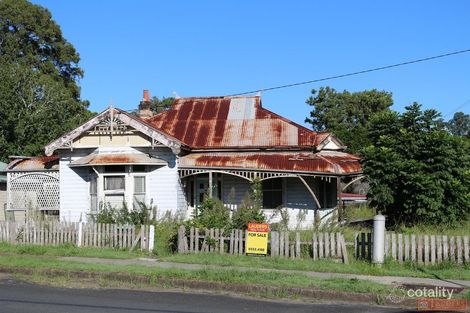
195, 176, 209, 212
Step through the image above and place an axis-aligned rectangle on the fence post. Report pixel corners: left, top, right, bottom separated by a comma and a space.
148, 225, 155, 252
77, 222, 83, 247
372, 214, 385, 265
177, 225, 185, 253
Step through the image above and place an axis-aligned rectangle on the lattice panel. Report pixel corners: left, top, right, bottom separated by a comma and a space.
9, 173, 59, 211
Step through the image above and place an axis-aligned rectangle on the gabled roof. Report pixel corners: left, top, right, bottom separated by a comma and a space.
146, 96, 339, 150
44, 107, 185, 156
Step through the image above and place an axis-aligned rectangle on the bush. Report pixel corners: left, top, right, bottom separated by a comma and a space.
191, 197, 231, 229
232, 178, 265, 230
91, 201, 154, 225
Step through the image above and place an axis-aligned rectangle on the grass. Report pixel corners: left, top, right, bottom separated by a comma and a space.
1, 242, 469, 281
0, 254, 393, 297
0, 242, 146, 259
161, 253, 470, 281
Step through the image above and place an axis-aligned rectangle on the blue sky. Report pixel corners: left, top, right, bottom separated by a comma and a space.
33, 0, 470, 126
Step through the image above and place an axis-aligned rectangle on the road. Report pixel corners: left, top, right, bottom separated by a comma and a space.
0, 274, 414, 313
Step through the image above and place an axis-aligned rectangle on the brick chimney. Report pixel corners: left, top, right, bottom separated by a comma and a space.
138, 89, 154, 118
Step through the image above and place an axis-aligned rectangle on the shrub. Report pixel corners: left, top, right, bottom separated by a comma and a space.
192, 196, 231, 229
232, 178, 265, 230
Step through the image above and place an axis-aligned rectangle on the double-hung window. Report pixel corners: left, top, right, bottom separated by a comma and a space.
133, 176, 146, 209
104, 175, 125, 208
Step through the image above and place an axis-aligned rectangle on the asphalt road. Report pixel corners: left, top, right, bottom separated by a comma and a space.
0, 275, 416, 313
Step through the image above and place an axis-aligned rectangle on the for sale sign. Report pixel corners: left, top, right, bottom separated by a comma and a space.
246, 223, 269, 256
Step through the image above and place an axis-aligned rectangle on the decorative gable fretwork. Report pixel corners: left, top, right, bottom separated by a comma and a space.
44, 107, 183, 156
91, 115, 130, 135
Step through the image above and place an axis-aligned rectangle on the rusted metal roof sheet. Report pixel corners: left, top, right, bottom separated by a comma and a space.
179, 151, 362, 175
6, 155, 59, 171
146, 96, 327, 149
69, 153, 167, 167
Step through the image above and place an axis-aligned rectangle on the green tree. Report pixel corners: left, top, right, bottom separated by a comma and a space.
0, 63, 94, 161
305, 87, 393, 152
150, 96, 174, 114
362, 103, 470, 226
0, 0, 93, 161
0, 0, 84, 100
446, 112, 470, 137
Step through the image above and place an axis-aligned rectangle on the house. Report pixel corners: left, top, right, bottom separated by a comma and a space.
5, 92, 362, 228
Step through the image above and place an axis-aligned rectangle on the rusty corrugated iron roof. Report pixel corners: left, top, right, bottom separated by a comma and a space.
179, 151, 362, 175
146, 96, 331, 150
6, 155, 59, 171
69, 152, 167, 167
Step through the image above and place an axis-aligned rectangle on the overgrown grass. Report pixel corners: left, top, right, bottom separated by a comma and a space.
393, 218, 470, 237
0, 254, 394, 296
161, 253, 470, 281
0, 242, 145, 259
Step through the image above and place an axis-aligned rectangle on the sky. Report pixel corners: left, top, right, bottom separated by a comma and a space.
32, 0, 470, 126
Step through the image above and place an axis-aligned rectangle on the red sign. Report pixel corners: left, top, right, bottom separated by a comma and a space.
248, 223, 269, 232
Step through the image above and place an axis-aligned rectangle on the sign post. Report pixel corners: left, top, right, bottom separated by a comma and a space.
246, 223, 269, 256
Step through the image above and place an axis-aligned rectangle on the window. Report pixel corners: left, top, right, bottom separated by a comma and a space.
90, 176, 98, 213
262, 178, 283, 209
104, 175, 125, 209
133, 176, 146, 209
104, 176, 125, 191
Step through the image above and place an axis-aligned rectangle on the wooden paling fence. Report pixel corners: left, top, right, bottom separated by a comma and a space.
0, 221, 153, 251
355, 232, 470, 265
177, 226, 348, 263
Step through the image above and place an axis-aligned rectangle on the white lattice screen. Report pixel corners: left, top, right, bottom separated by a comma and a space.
8, 172, 59, 211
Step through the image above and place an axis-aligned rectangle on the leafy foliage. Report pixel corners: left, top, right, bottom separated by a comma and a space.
0, 0, 93, 161
92, 202, 154, 225
192, 197, 231, 230
0, 0, 83, 99
150, 96, 174, 114
232, 178, 265, 230
362, 103, 470, 225
0, 62, 94, 161
446, 112, 470, 137
305, 87, 393, 152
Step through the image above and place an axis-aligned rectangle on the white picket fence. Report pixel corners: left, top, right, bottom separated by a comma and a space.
0, 221, 154, 251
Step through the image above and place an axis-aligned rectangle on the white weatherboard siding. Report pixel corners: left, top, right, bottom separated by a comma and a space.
145, 148, 181, 217
59, 150, 93, 222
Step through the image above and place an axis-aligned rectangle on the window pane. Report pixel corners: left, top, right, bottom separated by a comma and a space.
105, 194, 125, 209
133, 194, 145, 210
134, 176, 146, 193
104, 176, 125, 190
90, 177, 97, 194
